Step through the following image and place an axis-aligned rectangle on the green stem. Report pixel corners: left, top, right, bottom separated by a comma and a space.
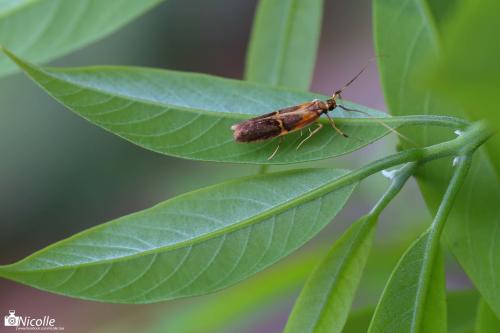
430, 155, 472, 237
369, 162, 418, 218
330, 114, 469, 129
411, 155, 472, 331
311, 121, 492, 200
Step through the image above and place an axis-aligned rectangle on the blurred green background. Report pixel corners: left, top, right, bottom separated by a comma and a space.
0, 1, 469, 332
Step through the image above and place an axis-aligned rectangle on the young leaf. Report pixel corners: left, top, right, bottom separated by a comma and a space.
374, 0, 500, 316
476, 298, 500, 333
284, 214, 377, 333
344, 290, 480, 333
0, 0, 162, 77
343, 308, 374, 333
284, 162, 416, 333
3, 48, 399, 165
0, 168, 356, 303
245, 0, 323, 90
368, 229, 447, 333
368, 156, 471, 333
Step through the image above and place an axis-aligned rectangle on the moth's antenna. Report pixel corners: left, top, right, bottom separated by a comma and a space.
330, 55, 415, 147
333, 57, 378, 98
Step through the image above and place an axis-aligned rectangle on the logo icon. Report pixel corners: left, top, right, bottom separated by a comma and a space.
4, 310, 19, 327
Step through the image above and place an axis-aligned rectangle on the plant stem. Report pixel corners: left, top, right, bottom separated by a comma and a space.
310, 120, 492, 200
332, 114, 469, 129
410, 155, 472, 331
369, 162, 418, 218
429, 155, 472, 236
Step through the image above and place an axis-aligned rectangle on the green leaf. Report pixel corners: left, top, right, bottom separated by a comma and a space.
476, 298, 500, 333
427, 0, 500, 185
245, 0, 323, 90
344, 290, 479, 333
0, 0, 162, 77
284, 214, 376, 333
429, 0, 500, 130
368, 145, 471, 333
373, 0, 500, 316
3, 48, 398, 165
343, 308, 374, 333
368, 229, 447, 333
284, 162, 416, 333
0, 168, 355, 303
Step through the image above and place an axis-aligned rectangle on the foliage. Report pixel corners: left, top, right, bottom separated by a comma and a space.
1, 0, 499, 332
374, 0, 500, 317
0, 0, 162, 77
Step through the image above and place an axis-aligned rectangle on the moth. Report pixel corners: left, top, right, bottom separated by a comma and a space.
231, 64, 373, 159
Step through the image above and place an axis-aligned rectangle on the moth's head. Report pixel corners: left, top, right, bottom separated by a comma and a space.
326, 97, 337, 111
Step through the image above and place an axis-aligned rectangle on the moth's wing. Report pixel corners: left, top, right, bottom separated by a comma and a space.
230, 101, 322, 142
278, 102, 322, 132
232, 117, 282, 142
277, 101, 317, 114
240, 101, 317, 122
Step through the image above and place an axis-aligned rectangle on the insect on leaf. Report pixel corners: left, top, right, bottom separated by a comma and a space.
2, 48, 397, 165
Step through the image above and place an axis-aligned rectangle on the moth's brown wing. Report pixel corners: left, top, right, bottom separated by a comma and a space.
238, 101, 317, 123
231, 100, 325, 142
247, 110, 280, 121
232, 118, 282, 142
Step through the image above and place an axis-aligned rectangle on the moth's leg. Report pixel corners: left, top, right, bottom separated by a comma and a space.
325, 112, 348, 138
296, 122, 323, 150
267, 136, 283, 160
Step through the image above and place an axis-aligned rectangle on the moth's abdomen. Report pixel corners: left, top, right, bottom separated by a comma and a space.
231, 118, 282, 142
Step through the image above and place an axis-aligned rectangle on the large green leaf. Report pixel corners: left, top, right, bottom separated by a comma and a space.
429, 0, 500, 130
284, 214, 376, 333
0, 168, 355, 303
368, 229, 447, 333
373, 0, 500, 316
2, 48, 404, 165
427, 0, 500, 187
0, 0, 162, 77
245, 0, 323, 90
